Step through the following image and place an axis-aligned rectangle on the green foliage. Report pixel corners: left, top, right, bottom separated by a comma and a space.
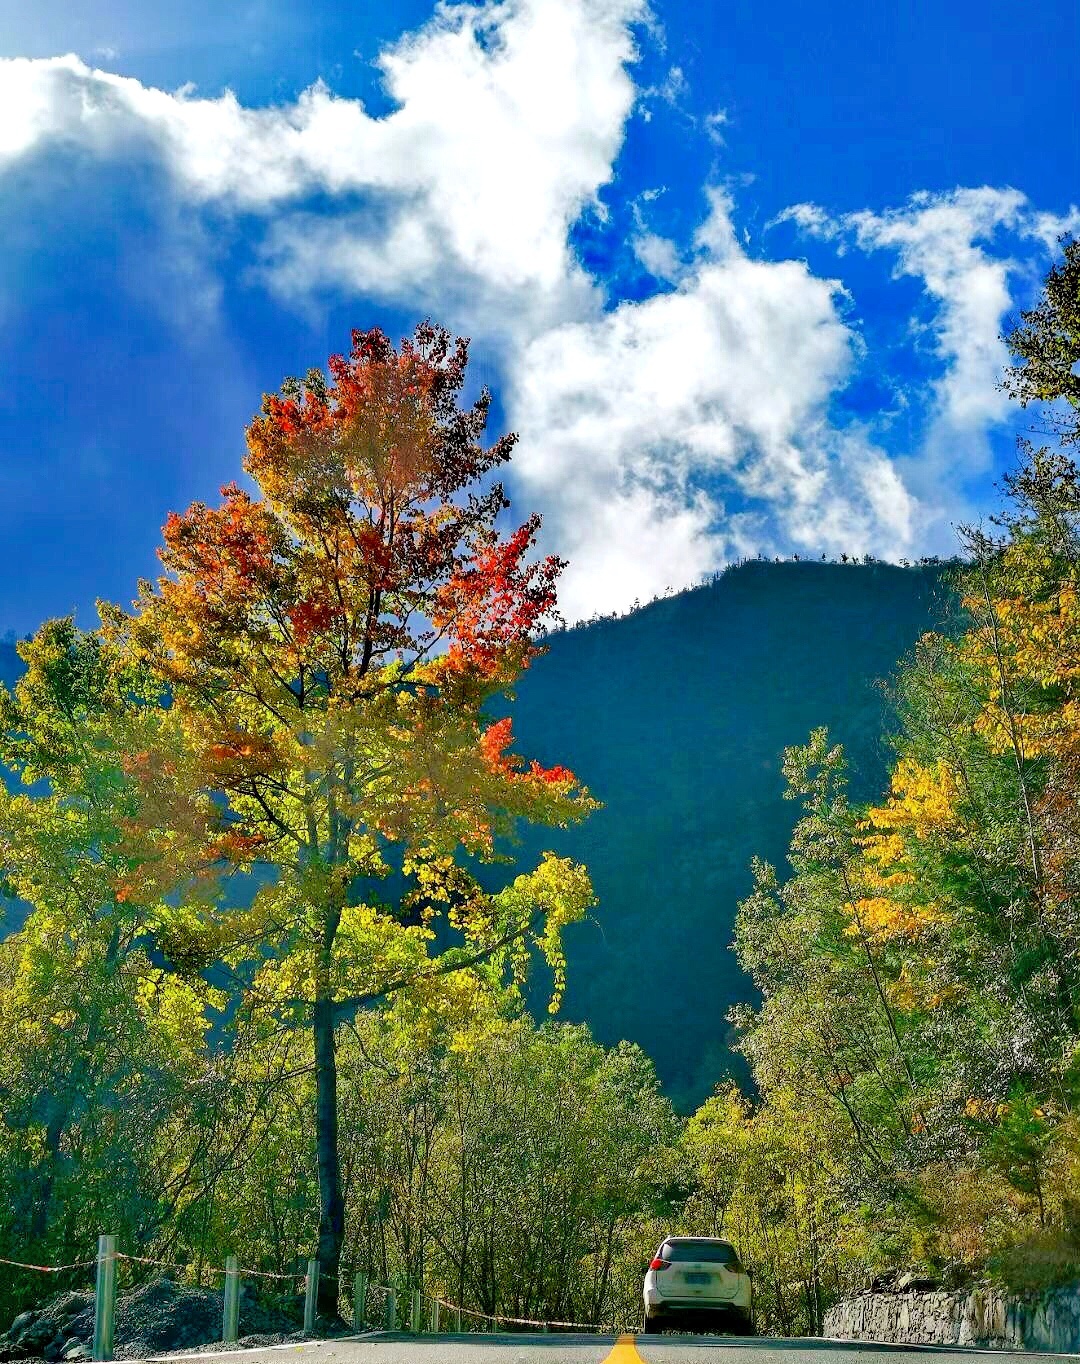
678, 1083, 861, 1335
9, 248, 1080, 1339
334, 1016, 678, 1328
1002, 235, 1080, 441
0, 911, 225, 1323
703, 240, 1080, 1307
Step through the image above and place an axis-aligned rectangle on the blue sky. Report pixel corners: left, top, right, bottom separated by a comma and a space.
0, 0, 1076, 628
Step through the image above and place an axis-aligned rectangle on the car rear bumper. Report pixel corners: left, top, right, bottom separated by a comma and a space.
645, 1301, 751, 1322
644, 1288, 750, 1312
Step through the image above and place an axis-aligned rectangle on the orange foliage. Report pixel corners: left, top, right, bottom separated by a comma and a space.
479, 716, 576, 787
106, 321, 585, 888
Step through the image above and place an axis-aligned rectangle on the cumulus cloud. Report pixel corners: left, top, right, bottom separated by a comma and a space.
3, 2, 1074, 622
0, 4, 926, 621
779, 188, 1080, 513
506, 189, 920, 619
0, 0, 648, 332
847, 189, 1025, 483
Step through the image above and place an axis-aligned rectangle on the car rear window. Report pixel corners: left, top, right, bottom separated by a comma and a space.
661, 1240, 740, 1266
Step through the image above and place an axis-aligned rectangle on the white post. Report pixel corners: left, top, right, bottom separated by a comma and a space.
304, 1260, 319, 1333
384, 1288, 396, 1331
431, 1299, 440, 1334
92, 1235, 117, 1363
222, 1255, 240, 1344
455, 1306, 462, 1333
410, 1288, 421, 1333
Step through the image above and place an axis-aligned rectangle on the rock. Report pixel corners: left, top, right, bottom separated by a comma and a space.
896, 1272, 940, 1292
58, 1312, 90, 1344
826, 1280, 1080, 1351
3, 1276, 305, 1361
14, 1322, 59, 1354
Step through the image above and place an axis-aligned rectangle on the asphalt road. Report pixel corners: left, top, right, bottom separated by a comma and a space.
144, 1335, 1080, 1364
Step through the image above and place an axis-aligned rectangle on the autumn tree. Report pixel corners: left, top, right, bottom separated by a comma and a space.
733, 731, 937, 1185
0, 621, 223, 1316
680, 1084, 854, 1335
99, 322, 596, 1309
722, 233, 1080, 1283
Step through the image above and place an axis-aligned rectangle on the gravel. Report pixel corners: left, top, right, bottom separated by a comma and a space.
0, 1277, 338, 1363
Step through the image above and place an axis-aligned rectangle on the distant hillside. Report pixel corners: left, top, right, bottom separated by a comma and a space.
501, 559, 960, 1109
0, 563, 960, 1107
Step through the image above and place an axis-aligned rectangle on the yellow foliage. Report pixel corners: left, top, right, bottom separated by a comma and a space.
866, 757, 960, 839
848, 895, 944, 944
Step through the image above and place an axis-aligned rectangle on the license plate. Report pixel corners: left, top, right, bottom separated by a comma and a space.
684, 1272, 711, 1284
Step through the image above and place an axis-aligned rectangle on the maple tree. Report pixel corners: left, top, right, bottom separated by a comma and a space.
99, 321, 596, 1308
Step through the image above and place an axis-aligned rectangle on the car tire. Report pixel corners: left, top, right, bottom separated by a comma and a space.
642, 1311, 661, 1334
733, 1309, 756, 1336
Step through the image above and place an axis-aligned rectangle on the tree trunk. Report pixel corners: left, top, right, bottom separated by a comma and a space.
314, 993, 345, 1318
29, 1110, 67, 1240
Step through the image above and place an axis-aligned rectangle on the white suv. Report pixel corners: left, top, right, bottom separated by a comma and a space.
642, 1235, 754, 1334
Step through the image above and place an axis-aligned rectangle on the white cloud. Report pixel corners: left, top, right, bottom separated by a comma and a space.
772, 201, 840, 241
846, 189, 1025, 481
638, 62, 688, 108
782, 187, 1080, 513
1028, 206, 1080, 254
505, 190, 920, 620
0, 0, 649, 332
4, 6, 1074, 622
704, 108, 728, 145
631, 229, 684, 283
0, 13, 930, 620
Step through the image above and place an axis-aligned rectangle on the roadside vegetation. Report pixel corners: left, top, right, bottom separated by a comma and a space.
725, 237, 1080, 1325
2, 244, 1080, 1338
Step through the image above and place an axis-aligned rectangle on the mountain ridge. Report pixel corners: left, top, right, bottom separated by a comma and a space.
503, 557, 960, 1107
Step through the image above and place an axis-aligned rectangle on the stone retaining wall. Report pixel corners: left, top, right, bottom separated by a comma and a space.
824, 1284, 1080, 1352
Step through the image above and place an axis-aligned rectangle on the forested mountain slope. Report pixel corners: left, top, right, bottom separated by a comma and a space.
0, 561, 958, 1107
503, 559, 959, 1108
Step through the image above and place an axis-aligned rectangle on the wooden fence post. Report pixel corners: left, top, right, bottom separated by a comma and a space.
303, 1260, 319, 1334
383, 1287, 396, 1331
222, 1256, 240, 1344
455, 1306, 462, 1333
352, 1272, 367, 1331
92, 1235, 117, 1363
430, 1298, 440, 1334
409, 1288, 421, 1333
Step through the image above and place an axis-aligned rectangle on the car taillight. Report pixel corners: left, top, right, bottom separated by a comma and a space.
649, 1257, 670, 1271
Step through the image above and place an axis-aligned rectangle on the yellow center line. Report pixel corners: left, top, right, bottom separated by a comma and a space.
600, 1333, 647, 1363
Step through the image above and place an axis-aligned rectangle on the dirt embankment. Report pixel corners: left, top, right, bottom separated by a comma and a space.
0, 1277, 351, 1364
